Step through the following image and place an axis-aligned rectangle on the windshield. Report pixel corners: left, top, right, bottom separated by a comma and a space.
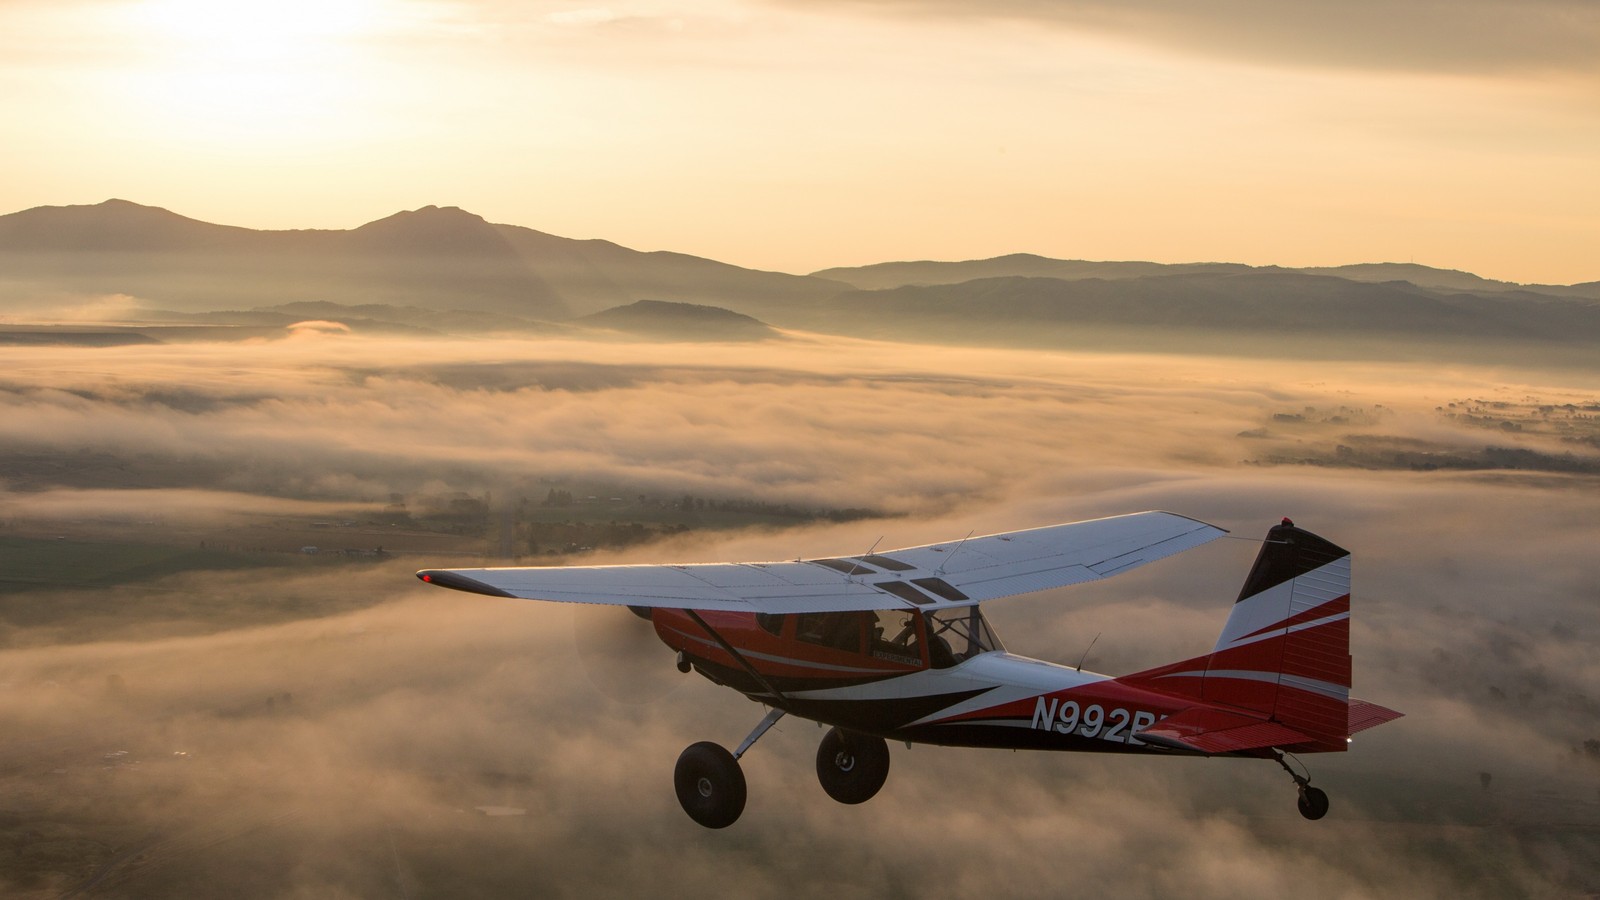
925, 606, 1004, 663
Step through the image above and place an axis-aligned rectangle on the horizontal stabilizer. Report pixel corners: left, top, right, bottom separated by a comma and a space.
1138, 707, 1313, 755
1348, 698, 1403, 735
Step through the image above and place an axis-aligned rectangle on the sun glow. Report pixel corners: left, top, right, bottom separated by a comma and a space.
112, 0, 390, 143
131, 0, 385, 48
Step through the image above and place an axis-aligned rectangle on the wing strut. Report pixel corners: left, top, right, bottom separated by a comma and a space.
684, 610, 790, 704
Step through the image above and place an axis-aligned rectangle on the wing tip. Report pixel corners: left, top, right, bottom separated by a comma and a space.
1144, 509, 1230, 535
416, 569, 518, 598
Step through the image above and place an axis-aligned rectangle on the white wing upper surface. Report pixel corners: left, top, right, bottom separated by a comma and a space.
416, 511, 1225, 613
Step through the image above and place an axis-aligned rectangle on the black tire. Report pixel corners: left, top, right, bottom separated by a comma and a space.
674, 742, 746, 828
815, 727, 890, 805
1297, 786, 1330, 821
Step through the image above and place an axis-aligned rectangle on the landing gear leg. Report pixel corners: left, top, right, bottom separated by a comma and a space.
673, 708, 787, 829
1273, 750, 1329, 820
735, 708, 786, 760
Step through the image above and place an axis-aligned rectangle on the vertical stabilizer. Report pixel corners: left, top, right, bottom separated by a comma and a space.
1203, 519, 1351, 747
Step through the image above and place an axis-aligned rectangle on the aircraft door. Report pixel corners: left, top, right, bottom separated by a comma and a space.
867, 608, 926, 668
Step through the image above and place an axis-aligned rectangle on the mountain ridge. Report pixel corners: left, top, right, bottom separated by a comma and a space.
794, 271, 1600, 367
813, 253, 1600, 299
2, 200, 1596, 366
0, 200, 847, 319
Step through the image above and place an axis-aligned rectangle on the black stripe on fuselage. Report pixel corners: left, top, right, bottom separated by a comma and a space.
891, 722, 1197, 753
778, 688, 998, 735
688, 657, 996, 733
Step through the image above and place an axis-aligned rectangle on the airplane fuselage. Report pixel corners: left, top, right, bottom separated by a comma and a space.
652, 607, 1257, 756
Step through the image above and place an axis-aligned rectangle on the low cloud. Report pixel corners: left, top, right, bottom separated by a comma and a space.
0, 487, 375, 524
5, 334, 1584, 516
285, 319, 353, 338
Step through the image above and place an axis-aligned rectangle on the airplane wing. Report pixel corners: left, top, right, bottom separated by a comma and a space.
416, 510, 1225, 614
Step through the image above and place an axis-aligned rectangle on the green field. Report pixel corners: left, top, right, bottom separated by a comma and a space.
0, 537, 281, 595
0, 537, 391, 645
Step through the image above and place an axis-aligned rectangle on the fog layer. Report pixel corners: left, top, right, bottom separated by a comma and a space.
1, 332, 1597, 897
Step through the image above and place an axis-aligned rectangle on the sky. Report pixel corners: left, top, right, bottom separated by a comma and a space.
1, 0, 1598, 282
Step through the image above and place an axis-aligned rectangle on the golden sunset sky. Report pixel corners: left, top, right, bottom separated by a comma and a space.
1, 0, 1596, 283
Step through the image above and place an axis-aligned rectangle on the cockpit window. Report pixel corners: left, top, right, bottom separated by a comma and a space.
755, 612, 785, 637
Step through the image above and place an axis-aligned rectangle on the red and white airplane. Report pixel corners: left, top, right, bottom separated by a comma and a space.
418, 512, 1401, 828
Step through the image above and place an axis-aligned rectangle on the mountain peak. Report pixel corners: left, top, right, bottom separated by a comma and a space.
0, 198, 233, 251
97, 198, 160, 210
375, 205, 487, 225
348, 205, 507, 254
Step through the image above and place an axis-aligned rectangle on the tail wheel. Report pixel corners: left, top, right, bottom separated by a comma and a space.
674, 741, 746, 828
815, 727, 890, 805
1297, 786, 1330, 821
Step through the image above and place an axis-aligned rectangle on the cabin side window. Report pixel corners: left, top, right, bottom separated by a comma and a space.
755, 612, 786, 637
868, 608, 923, 666
794, 611, 865, 654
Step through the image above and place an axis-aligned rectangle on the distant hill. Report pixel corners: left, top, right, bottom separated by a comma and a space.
490, 225, 846, 318
812, 254, 1254, 290
815, 254, 1600, 301
798, 271, 1600, 363
0, 200, 846, 319
573, 300, 779, 342
0, 325, 162, 347
1297, 263, 1600, 299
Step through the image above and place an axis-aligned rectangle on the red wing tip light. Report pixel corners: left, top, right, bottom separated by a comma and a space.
415, 570, 518, 598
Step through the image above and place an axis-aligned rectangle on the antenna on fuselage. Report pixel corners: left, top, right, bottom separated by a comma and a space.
934, 530, 975, 577
1075, 632, 1101, 672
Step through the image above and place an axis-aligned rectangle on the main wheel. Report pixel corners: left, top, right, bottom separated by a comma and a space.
1297, 786, 1330, 821
674, 741, 746, 828
815, 727, 890, 805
